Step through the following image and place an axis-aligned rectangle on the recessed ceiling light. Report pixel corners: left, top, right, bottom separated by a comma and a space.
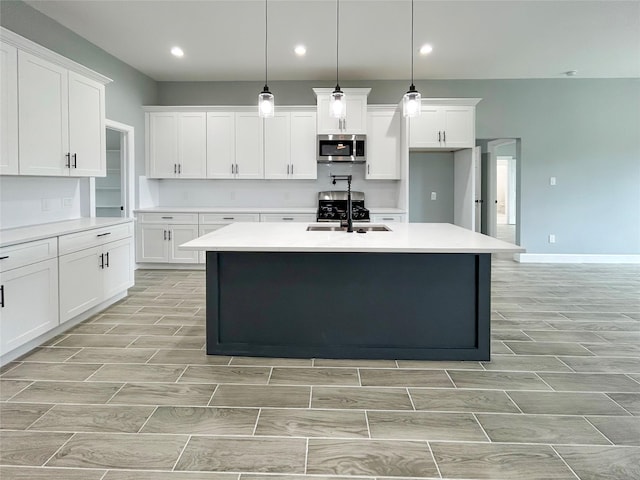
171, 46, 184, 58
419, 44, 433, 55
294, 45, 307, 56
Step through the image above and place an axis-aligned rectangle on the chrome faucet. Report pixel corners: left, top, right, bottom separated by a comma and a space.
331, 174, 353, 232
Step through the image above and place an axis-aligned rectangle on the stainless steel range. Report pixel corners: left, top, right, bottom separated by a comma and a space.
316, 191, 370, 222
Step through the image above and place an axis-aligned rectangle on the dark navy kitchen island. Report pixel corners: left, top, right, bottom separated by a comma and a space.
181, 222, 524, 361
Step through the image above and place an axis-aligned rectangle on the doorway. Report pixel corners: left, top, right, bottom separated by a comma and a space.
91, 120, 135, 218
479, 138, 520, 245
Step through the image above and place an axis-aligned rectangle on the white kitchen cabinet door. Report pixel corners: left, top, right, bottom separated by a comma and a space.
103, 237, 134, 299
178, 112, 207, 178
169, 225, 199, 264
18, 50, 69, 176
136, 224, 169, 263
68, 71, 105, 177
290, 111, 317, 179
206, 112, 235, 179
234, 112, 264, 179
148, 112, 178, 178
441, 106, 475, 148
366, 109, 401, 180
264, 112, 291, 180
408, 106, 442, 149
0, 43, 18, 175
409, 105, 475, 149
0, 258, 58, 355
316, 94, 367, 134
59, 246, 103, 323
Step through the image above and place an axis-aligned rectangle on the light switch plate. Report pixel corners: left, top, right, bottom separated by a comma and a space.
431, 192, 437, 200
550, 177, 557, 186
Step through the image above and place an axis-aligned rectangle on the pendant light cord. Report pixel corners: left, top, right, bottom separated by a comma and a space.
264, 0, 268, 87
410, 0, 414, 86
336, 0, 340, 86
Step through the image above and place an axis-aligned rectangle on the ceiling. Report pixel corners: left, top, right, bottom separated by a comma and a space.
24, 0, 640, 82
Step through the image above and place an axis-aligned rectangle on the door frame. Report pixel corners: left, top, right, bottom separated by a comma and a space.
89, 119, 135, 218
486, 139, 515, 237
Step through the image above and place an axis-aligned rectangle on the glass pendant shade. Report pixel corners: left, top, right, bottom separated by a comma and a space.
403, 85, 421, 118
258, 86, 274, 118
330, 86, 346, 119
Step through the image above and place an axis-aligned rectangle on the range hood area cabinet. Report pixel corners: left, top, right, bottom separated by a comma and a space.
313, 88, 371, 135
409, 99, 481, 150
145, 107, 317, 180
0, 28, 111, 177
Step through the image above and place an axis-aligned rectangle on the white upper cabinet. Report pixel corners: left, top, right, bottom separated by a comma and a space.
147, 112, 206, 178
366, 108, 401, 180
68, 71, 106, 176
289, 110, 317, 179
2, 28, 110, 177
18, 50, 69, 176
0, 43, 18, 175
177, 112, 207, 178
409, 100, 479, 149
264, 112, 291, 180
313, 88, 370, 134
234, 112, 264, 179
206, 111, 235, 179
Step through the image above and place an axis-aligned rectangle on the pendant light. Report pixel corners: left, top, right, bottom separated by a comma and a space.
258, 0, 274, 118
330, 0, 346, 119
403, 0, 421, 118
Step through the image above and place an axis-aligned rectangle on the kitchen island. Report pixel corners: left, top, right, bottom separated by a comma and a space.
181, 223, 524, 360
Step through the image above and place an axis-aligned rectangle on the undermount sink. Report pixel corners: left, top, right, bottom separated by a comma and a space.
306, 225, 392, 232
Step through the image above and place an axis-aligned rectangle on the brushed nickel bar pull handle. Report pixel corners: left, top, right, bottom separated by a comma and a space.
72, 153, 77, 168
282, 217, 294, 221
174, 164, 177, 174
99, 253, 104, 269
105, 252, 109, 268
178, 164, 181, 174
438, 131, 441, 142
223, 217, 235, 220
65, 153, 71, 168
1, 285, 5, 308
161, 216, 173, 219
97, 232, 111, 237
443, 131, 446, 142
0, 256, 9, 260
168, 230, 172, 241
163, 230, 167, 241
291, 164, 293, 175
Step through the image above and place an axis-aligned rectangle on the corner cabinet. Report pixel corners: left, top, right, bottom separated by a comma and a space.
409, 99, 480, 150
313, 88, 370, 134
1, 27, 110, 177
366, 107, 401, 180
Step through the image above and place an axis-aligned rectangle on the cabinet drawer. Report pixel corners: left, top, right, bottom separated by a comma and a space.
0, 238, 58, 273
199, 213, 260, 224
260, 213, 317, 222
138, 212, 199, 224
371, 214, 405, 223
59, 222, 133, 256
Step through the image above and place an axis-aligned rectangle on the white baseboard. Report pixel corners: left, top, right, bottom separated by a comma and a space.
135, 263, 205, 270
515, 254, 640, 264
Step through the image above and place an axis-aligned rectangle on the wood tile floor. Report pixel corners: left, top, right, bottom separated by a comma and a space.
1, 260, 640, 479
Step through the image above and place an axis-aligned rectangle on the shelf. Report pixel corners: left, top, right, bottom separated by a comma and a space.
96, 205, 122, 209
96, 186, 121, 191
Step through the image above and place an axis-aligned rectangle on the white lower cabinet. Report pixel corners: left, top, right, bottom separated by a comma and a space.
198, 213, 260, 263
260, 213, 317, 222
59, 236, 134, 323
371, 214, 406, 223
136, 222, 199, 264
0, 258, 59, 355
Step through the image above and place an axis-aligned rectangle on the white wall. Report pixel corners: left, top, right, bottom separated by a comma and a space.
153, 163, 400, 209
0, 176, 83, 229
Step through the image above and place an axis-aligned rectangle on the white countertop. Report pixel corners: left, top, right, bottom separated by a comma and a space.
134, 207, 406, 215
181, 222, 525, 254
0, 218, 133, 248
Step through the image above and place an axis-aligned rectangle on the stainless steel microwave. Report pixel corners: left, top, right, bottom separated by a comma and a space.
317, 134, 366, 163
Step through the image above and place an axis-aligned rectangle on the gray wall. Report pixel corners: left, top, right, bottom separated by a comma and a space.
158, 78, 640, 255
1, 0, 158, 205
409, 152, 454, 223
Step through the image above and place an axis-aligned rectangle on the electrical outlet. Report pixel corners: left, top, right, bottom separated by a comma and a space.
549, 234, 556, 244
550, 177, 557, 186
431, 192, 437, 200
62, 197, 73, 208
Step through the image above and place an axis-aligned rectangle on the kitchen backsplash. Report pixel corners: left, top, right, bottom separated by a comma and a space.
154, 163, 401, 209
